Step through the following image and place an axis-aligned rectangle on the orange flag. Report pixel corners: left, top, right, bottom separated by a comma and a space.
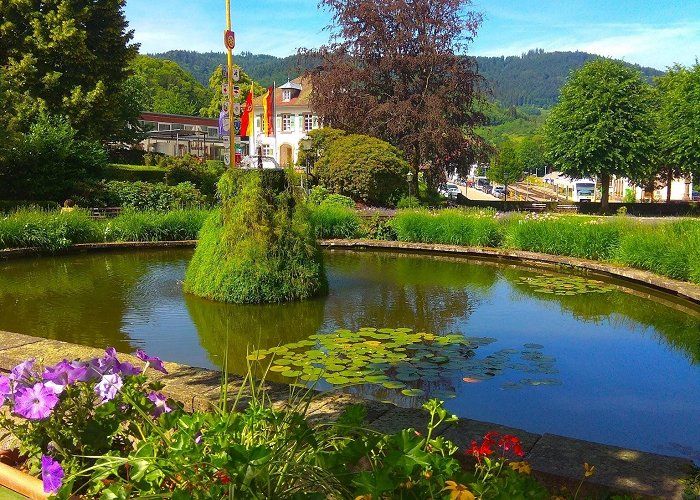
262, 86, 274, 136
239, 91, 254, 137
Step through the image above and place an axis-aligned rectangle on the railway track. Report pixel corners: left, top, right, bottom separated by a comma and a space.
508, 183, 568, 202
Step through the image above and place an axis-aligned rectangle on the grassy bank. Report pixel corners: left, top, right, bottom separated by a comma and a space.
0, 208, 210, 250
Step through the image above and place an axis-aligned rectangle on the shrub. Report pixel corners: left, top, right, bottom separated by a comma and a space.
104, 209, 210, 242
315, 134, 409, 206
309, 204, 362, 239
162, 154, 225, 197
0, 114, 107, 201
103, 181, 205, 211
321, 193, 355, 208
296, 127, 347, 171
391, 208, 503, 247
184, 169, 327, 303
0, 209, 101, 250
503, 214, 624, 260
307, 185, 330, 206
103, 164, 167, 183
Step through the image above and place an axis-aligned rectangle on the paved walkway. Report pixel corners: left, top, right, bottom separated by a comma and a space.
0, 330, 695, 498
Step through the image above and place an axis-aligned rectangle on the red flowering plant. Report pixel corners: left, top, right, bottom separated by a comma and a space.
0, 348, 175, 495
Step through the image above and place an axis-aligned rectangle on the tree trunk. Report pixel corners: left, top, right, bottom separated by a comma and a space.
600, 172, 610, 214
666, 165, 673, 203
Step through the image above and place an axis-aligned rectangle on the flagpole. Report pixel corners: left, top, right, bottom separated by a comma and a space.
225, 0, 235, 167
273, 82, 277, 163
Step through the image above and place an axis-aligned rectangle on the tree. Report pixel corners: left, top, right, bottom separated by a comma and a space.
300, 0, 485, 188
656, 63, 700, 201
199, 65, 264, 118
544, 59, 655, 211
0, 0, 138, 141
518, 135, 546, 176
487, 140, 522, 200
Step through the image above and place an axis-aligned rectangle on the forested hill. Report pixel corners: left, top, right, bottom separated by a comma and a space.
150, 49, 664, 107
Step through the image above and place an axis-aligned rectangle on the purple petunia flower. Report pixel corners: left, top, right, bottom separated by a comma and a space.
117, 360, 142, 377
0, 376, 11, 406
41, 455, 64, 494
95, 373, 123, 402
13, 383, 59, 420
44, 359, 90, 387
136, 350, 168, 374
11, 358, 37, 383
194, 430, 203, 444
147, 391, 172, 417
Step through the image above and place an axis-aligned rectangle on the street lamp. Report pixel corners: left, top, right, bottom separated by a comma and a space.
255, 133, 264, 170
406, 170, 414, 208
300, 136, 313, 194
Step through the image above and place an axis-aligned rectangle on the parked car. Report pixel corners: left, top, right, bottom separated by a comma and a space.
438, 183, 461, 200
240, 155, 281, 169
692, 191, 700, 201
492, 186, 506, 198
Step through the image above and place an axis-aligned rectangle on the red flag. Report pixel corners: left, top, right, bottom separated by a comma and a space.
239, 91, 254, 137
262, 86, 274, 136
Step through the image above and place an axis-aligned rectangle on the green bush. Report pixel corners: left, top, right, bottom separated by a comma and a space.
309, 204, 362, 239
391, 208, 503, 247
0, 114, 107, 201
315, 134, 409, 206
162, 154, 225, 197
184, 169, 327, 303
103, 181, 205, 210
296, 127, 347, 171
615, 219, 700, 283
0, 200, 61, 213
0, 209, 101, 250
321, 193, 355, 208
104, 209, 209, 242
307, 185, 330, 206
503, 214, 623, 260
103, 164, 167, 183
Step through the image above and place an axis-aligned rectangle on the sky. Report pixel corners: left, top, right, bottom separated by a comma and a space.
124, 0, 700, 70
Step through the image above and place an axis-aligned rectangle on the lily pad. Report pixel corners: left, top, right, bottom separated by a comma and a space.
401, 388, 425, 397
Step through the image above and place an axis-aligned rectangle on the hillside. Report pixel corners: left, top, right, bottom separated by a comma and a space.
150, 49, 664, 107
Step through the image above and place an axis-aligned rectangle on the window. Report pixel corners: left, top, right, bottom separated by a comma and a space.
171, 123, 184, 130
142, 121, 157, 131
303, 114, 314, 132
183, 125, 194, 130
282, 89, 292, 101
282, 114, 293, 132
207, 127, 218, 136
157, 123, 171, 131
261, 144, 273, 156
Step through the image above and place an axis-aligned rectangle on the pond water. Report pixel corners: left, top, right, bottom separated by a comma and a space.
1, 248, 699, 463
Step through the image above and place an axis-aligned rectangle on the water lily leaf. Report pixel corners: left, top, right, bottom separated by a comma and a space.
524, 343, 544, 350
401, 388, 425, 397
325, 375, 350, 385
382, 381, 406, 389
396, 372, 420, 382
269, 365, 289, 372
431, 390, 457, 399
281, 369, 302, 378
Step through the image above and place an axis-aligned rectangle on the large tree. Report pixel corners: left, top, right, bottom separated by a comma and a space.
300, 0, 485, 188
487, 139, 522, 200
655, 63, 700, 201
0, 0, 138, 141
544, 59, 655, 211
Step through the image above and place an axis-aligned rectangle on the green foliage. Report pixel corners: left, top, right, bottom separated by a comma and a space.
184, 169, 327, 303
0, 115, 107, 201
623, 189, 637, 203
0, 209, 101, 250
503, 214, 624, 261
103, 181, 205, 211
0, 0, 139, 141
306, 185, 330, 206
161, 154, 225, 197
544, 59, 656, 206
129, 55, 212, 116
198, 64, 263, 118
615, 220, 700, 283
103, 209, 209, 242
104, 164, 168, 183
309, 205, 362, 239
391, 209, 503, 247
296, 127, 348, 173
488, 140, 523, 197
316, 134, 409, 206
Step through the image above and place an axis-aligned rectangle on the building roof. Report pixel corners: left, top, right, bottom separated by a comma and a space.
253, 76, 312, 108
139, 112, 218, 127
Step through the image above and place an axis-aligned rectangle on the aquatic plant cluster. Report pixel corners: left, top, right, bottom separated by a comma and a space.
517, 275, 615, 295
250, 328, 562, 400
0, 350, 553, 498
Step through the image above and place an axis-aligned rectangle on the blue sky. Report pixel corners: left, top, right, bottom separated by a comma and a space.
124, 0, 700, 70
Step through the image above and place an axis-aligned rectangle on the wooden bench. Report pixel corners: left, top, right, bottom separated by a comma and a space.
89, 207, 122, 219
556, 204, 578, 213
528, 203, 547, 212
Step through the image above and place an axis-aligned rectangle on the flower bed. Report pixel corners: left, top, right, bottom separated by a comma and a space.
0, 349, 562, 498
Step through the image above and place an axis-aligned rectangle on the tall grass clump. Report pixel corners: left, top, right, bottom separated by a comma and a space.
0, 209, 100, 250
503, 214, 624, 260
184, 169, 326, 303
104, 208, 210, 242
309, 204, 361, 239
615, 219, 700, 283
390, 208, 502, 247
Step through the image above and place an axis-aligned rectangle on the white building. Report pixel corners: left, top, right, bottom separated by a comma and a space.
250, 77, 321, 167
138, 112, 225, 160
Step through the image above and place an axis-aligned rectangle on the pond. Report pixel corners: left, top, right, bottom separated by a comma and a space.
1, 248, 699, 463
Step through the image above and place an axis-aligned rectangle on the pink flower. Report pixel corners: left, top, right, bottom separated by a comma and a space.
14, 383, 59, 420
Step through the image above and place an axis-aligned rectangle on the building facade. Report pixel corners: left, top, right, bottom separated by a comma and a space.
138, 112, 225, 160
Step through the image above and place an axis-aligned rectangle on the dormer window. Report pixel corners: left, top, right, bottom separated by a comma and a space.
282, 89, 292, 101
